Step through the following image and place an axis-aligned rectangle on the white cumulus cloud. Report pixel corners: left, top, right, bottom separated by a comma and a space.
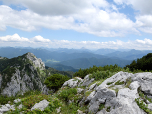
0, 34, 29, 42
0, 0, 138, 37
0, 34, 152, 50
114, 0, 152, 15
32, 36, 51, 43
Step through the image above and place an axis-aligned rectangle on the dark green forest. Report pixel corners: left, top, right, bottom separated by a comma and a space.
125, 53, 152, 71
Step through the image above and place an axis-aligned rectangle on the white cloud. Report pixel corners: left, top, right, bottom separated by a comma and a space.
113, 0, 152, 34
136, 38, 152, 45
0, 34, 152, 50
0, 34, 29, 42
0, 0, 138, 37
0, 5, 74, 31
2, 0, 110, 15
1, 0, 152, 36
135, 15, 152, 33
114, 0, 152, 15
32, 36, 50, 42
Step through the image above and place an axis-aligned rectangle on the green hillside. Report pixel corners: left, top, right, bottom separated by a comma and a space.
125, 53, 152, 71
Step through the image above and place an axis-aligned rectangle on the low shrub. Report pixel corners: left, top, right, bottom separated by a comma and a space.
98, 103, 105, 111
16, 90, 41, 98
22, 94, 49, 109
107, 82, 113, 85
57, 88, 77, 102
89, 71, 110, 80
44, 74, 70, 91
125, 78, 132, 88
0, 95, 15, 105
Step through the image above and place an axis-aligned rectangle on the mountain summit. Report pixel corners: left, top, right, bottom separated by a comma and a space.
26, 52, 45, 70
0, 52, 46, 96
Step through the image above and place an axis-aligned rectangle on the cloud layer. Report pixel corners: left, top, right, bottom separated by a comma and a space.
0, 34, 152, 50
0, 0, 148, 37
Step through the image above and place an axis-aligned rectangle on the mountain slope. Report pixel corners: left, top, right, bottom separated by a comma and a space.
125, 53, 152, 71
105, 49, 152, 60
0, 52, 46, 96
45, 62, 78, 72
0, 53, 73, 96
60, 57, 132, 69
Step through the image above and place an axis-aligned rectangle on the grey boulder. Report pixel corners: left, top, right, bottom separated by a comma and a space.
31, 99, 49, 111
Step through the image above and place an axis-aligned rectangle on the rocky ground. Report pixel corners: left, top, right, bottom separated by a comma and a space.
2, 71, 152, 113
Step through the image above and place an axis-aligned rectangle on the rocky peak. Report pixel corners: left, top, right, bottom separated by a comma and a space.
0, 52, 47, 97
26, 52, 45, 70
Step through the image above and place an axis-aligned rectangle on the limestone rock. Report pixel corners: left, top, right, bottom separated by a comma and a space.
80, 74, 94, 87
129, 81, 140, 90
96, 71, 133, 90
26, 52, 45, 70
18, 104, 23, 109
89, 88, 116, 113
77, 109, 85, 114
62, 77, 82, 88
148, 103, 152, 111
102, 87, 143, 114
1, 68, 43, 96
117, 88, 139, 99
0, 104, 15, 113
131, 72, 152, 95
14, 99, 21, 103
77, 88, 84, 94
56, 107, 61, 113
85, 91, 96, 103
41, 85, 50, 95
89, 83, 97, 90
31, 99, 49, 111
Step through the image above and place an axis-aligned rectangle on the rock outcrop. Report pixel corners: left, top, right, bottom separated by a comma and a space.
26, 52, 45, 70
0, 104, 15, 114
0, 53, 45, 96
62, 71, 152, 114
31, 99, 50, 111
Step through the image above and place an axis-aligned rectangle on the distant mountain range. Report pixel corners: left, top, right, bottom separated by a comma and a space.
105, 49, 152, 60
45, 63, 78, 72
59, 57, 132, 69
0, 47, 151, 71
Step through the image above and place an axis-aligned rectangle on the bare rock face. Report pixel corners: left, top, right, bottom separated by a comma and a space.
0, 53, 45, 97
1, 68, 43, 97
131, 72, 152, 95
26, 52, 45, 70
86, 71, 152, 114
41, 85, 50, 95
80, 74, 94, 87
89, 88, 116, 113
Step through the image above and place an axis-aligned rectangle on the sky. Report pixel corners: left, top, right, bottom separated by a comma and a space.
0, 0, 152, 50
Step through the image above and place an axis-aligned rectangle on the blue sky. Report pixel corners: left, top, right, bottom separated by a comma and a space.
0, 0, 152, 50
